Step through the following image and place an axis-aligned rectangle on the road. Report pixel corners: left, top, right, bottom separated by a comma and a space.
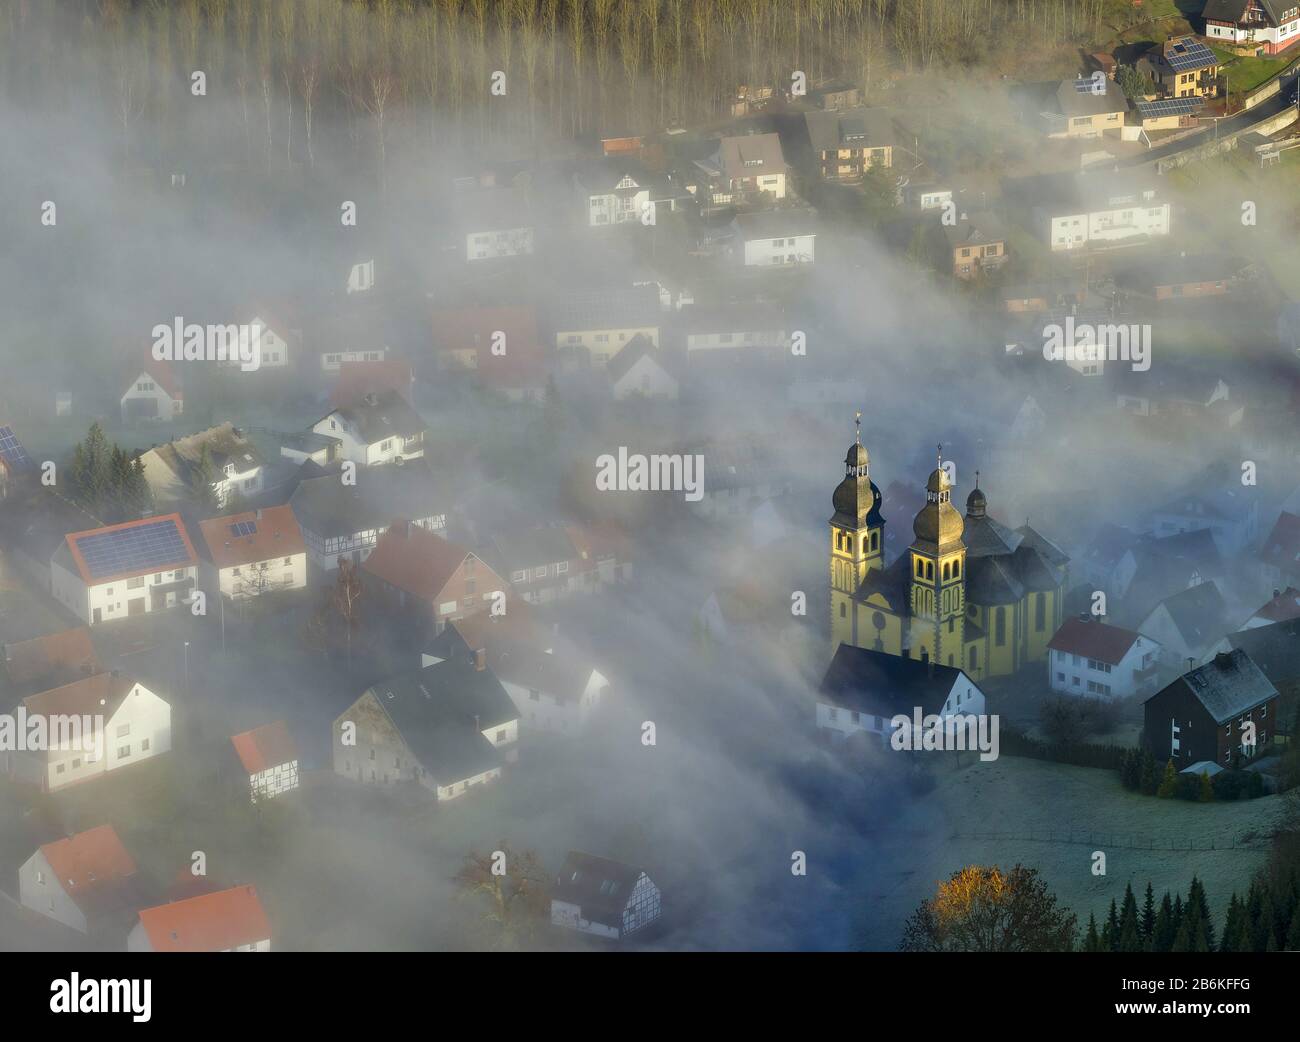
1118, 72, 1299, 168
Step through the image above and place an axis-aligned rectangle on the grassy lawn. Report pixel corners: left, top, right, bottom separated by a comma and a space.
1209, 46, 1296, 95
896, 756, 1288, 932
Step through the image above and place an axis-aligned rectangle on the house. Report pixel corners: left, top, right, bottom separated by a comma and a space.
288, 462, 449, 573
196, 505, 307, 600
230, 721, 300, 803
1113, 528, 1224, 618
1136, 581, 1231, 670
19, 825, 141, 935
128, 885, 271, 952
1016, 171, 1170, 252
606, 333, 678, 400
1132, 96, 1206, 131
731, 210, 817, 267
1077, 522, 1142, 594
942, 212, 1008, 280
361, 520, 509, 636
431, 306, 548, 402
481, 526, 586, 605
1143, 648, 1278, 767
573, 158, 690, 227
809, 80, 862, 111
552, 286, 662, 366
817, 644, 987, 744
1212, 618, 1300, 708
1138, 36, 1221, 98
1203, 0, 1300, 56
138, 423, 264, 509
804, 108, 893, 182
425, 613, 611, 735
310, 390, 427, 467
686, 436, 791, 520
2, 627, 100, 700
8, 673, 171, 792
1047, 616, 1162, 699
51, 514, 198, 626
329, 359, 415, 410
457, 187, 535, 260
1111, 362, 1231, 419
681, 303, 791, 360
331, 654, 519, 799
565, 521, 634, 586
1118, 253, 1246, 300
1241, 587, 1300, 628
1260, 511, 1300, 589
215, 311, 299, 370
120, 361, 182, 422
551, 851, 661, 941
1147, 464, 1260, 557
694, 133, 789, 209
1022, 77, 1129, 138
279, 431, 342, 468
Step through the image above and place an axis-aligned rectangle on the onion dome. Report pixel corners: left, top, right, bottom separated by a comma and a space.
966, 471, 987, 519
912, 446, 965, 548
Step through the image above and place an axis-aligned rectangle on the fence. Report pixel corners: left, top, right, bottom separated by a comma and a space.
951, 828, 1268, 852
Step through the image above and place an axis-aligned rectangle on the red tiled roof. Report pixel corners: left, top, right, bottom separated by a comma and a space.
198, 505, 305, 570
1253, 587, 1300, 624
23, 671, 135, 722
3, 627, 100, 687
1261, 512, 1300, 572
230, 721, 298, 774
64, 512, 198, 585
361, 521, 476, 601
329, 360, 414, 410
138, 354, 183, 399
136, 885, 270, 952
40, 825, 137, 915
1047, 617, 1142, 665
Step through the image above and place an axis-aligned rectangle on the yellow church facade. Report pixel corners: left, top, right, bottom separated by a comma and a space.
829, 429, 1068, 682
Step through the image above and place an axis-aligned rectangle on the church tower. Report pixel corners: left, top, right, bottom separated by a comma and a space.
829, 413, 884, 650
907, 447, 967, 668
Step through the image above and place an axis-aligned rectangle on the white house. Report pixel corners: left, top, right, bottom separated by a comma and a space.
1036, 174, 1170, 252
731, 211, 817, 267
1240, 587, 1300, 629
320, 346, 388, 373
310, 390, 427, 467
551, 851, 662, 941
683, 304, 791, 358
120, 364, 183, 422
17, 672, 172, 793
128, 885, 271, 952
1046, 616, 1161, 698
1148, 468, 1260, 558
332, 655, 519, 802
606, 333, 678, 400
817, 644, 987, 744
138, 423, 264, 509
197, 505, 308, 601
219, 314, 297, 370
458, 188, 535, 260
231, 721, 300, 803
1136, 581, 1231, 671
1203, 0, 1300, 55
50, 514, 199, 626
19, 825, 139, 934
574, 159, 691, 227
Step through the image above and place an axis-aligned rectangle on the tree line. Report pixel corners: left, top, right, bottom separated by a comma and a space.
0, 0, 1110, 186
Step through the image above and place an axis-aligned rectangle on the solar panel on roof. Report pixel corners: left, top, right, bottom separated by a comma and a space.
230, 520, 258, 537
74, 519, 190, 581
1165, 40, 1215, 71
1137, 96, 1204, 118
0, 425, 32, 469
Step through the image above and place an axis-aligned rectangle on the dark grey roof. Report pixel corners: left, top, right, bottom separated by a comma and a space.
289, 461, 449, 539
1203, 0, 1289, 24
1016, 524, 1070, 569
605, 333, 670, 384
1055, 77, 1128, 118
323, 390, 426, 445
966, 553, 1025, 605
553, 851, 645, 928
482, 526, 578, 574
820, 643, 968, 716
942, 212, 1007, 250
365, 656, 518, 785
1156, 581, 1230, 649
804, 108, 894, 153
963, 514, 1023, 558
1226, 619, 1300, 692
1153, 647, 1277, 724
552, 285, 662, 333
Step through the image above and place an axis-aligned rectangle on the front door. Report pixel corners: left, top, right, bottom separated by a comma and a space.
128, 597, 145, 616
92, 607, 102, 624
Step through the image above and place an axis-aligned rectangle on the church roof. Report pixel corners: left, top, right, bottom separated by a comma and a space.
820, 644, 968, 718
856, 554, 911, 609
963, 514, 1023, 558
966, 554, 1024, 605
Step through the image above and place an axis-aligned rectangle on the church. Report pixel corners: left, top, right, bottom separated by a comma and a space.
829, 420, 1069, 681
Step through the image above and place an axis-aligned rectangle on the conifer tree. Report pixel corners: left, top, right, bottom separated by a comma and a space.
1083, 913, 1102, 953
1102, 898, 1120, 952
1140, 882, 1156, 946
1186, 877, 1215, 950
1157, 758, 1177, 798
1152, 892, 1176, 952
1139, 750, 1158, 795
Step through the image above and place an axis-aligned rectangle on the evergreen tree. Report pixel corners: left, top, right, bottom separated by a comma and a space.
1140, 883, 1156, 946
1198, 770, 1214, 802
1157, 758, 1177, 798
1152, 892, 1176, 952
1118, 884, 1140, 951
1286, 902, 1300, 951
1102, 897, 1120, 952
1220, 894, 1246, 953
1186, 877, 1215, 950
1083, 913, 1102, 953
1139, 750, 1158, 796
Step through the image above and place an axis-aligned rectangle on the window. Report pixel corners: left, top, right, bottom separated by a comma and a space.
529, 689, 540, 701
511, 570, 526, 582
1035, 594, 1046, 631
127, 576, 144, 589
557, 561, 569, 574
496, 729, 507, 743
995, 606, 1006, 646
118, 744, 130, 758
117, 723, 130, 738
56, 763, 65, 774
142, 738, 150, 752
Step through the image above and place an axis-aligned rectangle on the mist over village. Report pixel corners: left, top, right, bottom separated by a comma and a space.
0, 0, 1299, 967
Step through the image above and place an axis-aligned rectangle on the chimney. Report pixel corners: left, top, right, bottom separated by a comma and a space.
1214, 651, 1234, 670
475, 647, 486, 671
1078, 611, 1090, 623
1274, 589, 1281, 599
255, 508, 263, 521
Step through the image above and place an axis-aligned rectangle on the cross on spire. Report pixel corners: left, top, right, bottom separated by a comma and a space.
854, 411, 861, 443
